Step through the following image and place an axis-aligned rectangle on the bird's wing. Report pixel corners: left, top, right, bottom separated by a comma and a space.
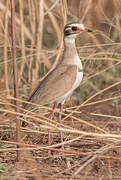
24, 64, 77, 110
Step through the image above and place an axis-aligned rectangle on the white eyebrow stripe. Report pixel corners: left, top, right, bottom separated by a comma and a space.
65, 27, 71, 30
69, 24, 77, 26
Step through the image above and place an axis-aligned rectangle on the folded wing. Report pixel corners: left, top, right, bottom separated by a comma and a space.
24, 64, 77, 110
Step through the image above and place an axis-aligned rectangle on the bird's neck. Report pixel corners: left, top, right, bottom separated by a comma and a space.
63, 37, 77, 59
62, 37, 83, 70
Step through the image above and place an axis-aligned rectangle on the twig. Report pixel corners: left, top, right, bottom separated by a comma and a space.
59, 0, 67, 26
10, 0, 21, 161
63, 80, 121, 121
70, 142, 118, 179
18, 0, 26, 85
0, 1, 33, 40
4, 0, 10, 95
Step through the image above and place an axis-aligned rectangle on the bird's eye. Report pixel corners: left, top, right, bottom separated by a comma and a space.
72, 26, 77, 31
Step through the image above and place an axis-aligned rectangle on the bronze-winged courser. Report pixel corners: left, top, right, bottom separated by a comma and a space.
23, 23, 92, 149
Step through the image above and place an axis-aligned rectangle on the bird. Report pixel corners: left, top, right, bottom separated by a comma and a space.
23, 22, 92, 149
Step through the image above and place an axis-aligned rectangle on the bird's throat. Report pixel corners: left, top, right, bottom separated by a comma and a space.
62, 37, 82, 70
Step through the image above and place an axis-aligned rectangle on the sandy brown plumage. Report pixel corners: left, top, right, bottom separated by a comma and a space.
24, 63, 77, 110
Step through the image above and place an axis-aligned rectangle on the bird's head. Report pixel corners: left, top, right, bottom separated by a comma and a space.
64, 23, 92, 39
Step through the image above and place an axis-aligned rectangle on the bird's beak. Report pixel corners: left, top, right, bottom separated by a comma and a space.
85, 28, 92, 32
80, 28, 92, 33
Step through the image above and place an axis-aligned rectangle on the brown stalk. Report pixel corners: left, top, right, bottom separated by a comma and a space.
28, 0, 35, 83
31, 0, 40, 89
10, 0, 21, 161
18, 0, 26, 85
4, 0, 9, 95
50, 0, 68, 69
37, 0, 44, 51
28, 0, 36, 34
36, 0, 44, 75
44, 1, 61, 43
70, 142, 118, 179
59, 0, 67, 26
38, 1, 52, 70
0, 140, 120, 162
0, 1, 33, 41
31, 0, 51, 90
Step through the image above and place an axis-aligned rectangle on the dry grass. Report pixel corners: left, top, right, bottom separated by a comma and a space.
0, 0, 121, 179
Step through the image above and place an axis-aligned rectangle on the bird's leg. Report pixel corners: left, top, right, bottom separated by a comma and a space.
48, 102, 58, 147
58, 103, 64, 149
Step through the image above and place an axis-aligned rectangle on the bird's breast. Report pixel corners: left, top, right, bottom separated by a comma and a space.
73, 55, 83, 89
57, 68, 83, 104
73, 70, 83, 91
74, 55, 83, 70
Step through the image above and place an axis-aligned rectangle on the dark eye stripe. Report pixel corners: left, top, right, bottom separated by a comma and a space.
64, 30, 70, 36
72, 26, 77, 31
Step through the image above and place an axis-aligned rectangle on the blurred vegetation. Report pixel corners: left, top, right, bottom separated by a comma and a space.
0, 0, 121, 179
